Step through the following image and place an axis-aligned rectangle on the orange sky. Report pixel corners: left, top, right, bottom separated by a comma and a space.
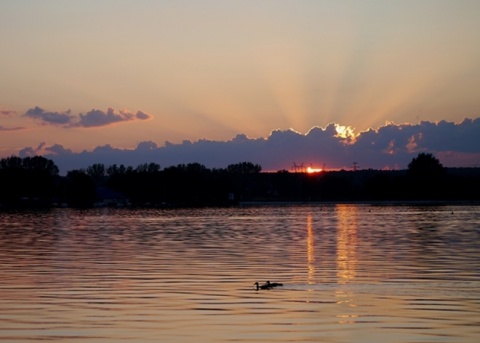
1, 1, 479, 158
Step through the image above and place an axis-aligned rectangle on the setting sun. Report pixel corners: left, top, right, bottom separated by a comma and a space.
307, 166, 323, 174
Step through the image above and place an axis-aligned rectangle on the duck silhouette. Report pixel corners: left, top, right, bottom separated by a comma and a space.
266, 281, 283, 287
254, 281, 283, 290
254, 282, 271, 290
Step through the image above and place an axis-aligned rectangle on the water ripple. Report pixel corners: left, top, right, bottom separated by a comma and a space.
1, 205, 479, 342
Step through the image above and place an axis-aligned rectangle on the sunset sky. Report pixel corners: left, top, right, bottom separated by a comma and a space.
1, 1, 479, 172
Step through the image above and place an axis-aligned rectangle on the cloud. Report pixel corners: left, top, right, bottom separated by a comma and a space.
1, 109, 17, 116
19, 142, 74, 158
136, 141, 159, 151
19, 142, 47, 157
135, 111, 151, 120
18, 118, 480, 174
24, 107, 74, 125
77, 108, 153, 127
0, 125, 25, 131
1, 109, 24, 130
45, 144, 74, 156
23, 107, 153, 127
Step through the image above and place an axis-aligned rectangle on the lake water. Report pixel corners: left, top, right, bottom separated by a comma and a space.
0, 204, 479, 342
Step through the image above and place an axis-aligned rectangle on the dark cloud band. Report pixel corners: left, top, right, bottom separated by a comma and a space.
18, 118, 480, 173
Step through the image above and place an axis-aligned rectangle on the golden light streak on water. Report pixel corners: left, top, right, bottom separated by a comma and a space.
306, 213, 315, 285
336, 204, 358, 284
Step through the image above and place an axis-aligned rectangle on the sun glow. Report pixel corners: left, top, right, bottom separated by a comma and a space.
335, 125, 357, 143
307, 166, 323, 173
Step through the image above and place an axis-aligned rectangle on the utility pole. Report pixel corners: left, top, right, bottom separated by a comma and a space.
292, 162, 306, 173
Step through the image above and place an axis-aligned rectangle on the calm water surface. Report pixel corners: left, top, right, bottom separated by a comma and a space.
0, 204, 479, 342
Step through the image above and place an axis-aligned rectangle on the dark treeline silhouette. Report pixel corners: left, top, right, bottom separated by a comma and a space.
0, 153, 479, 208
0, 156, 59, 208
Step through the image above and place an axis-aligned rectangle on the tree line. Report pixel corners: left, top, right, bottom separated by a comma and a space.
0, 153, 479, 208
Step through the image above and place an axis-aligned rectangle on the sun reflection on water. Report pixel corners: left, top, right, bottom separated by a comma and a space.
336, 204, 358, 284
335, 204, 359, 324
306, 213, 315, 285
